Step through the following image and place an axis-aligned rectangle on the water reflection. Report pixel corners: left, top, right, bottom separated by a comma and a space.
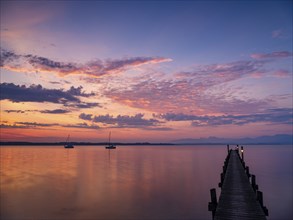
0, 145, 292, 219
244, 145, 293, 220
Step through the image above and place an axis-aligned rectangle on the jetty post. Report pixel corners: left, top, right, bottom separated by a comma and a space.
208, 188, 218, 218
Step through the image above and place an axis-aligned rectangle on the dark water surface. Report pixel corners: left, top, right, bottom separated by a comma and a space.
0, 145, 292, 220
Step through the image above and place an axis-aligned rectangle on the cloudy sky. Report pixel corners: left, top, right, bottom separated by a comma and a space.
0, 1, 292, 142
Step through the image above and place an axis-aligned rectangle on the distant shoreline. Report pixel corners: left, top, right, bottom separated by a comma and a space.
0, 142, 291, 146
1, 134, 291, 146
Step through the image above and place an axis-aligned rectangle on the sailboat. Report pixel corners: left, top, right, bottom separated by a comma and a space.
105, 131, 116, 149
64, 134, 74, 148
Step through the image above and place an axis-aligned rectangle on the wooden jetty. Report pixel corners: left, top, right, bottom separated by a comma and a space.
209, 145, 268, 220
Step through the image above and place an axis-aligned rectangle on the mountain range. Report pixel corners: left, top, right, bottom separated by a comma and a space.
173, 134, 293, 145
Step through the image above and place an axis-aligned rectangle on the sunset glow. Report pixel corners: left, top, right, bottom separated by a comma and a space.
1, 1, 292, 142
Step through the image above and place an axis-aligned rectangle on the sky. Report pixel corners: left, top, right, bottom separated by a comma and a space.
0, 0, 292, 142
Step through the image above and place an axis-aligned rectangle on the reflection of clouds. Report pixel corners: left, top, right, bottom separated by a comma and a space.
0, 146, 228, 219
0, 147, 78, 190
73, 146, 208, 218
1, 146, 291, 219
1, 147, 82, 219
107, 146, 227, 219
243, 146, 293, 220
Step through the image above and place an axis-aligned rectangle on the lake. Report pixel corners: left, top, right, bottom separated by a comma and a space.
0, 145, 292, 220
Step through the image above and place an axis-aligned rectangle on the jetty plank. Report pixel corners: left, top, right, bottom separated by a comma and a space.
214, 150, 267, 220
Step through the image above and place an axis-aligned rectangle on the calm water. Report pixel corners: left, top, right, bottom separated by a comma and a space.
0, 145, 292, 220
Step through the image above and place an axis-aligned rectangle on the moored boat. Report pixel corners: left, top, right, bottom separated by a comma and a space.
105, 132, 116, 149
64, 135, 74, 148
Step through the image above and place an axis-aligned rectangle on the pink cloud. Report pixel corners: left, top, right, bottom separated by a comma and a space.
249, 72, 264, 78
175, 60, 266, 86
271, 29, 289, 39
105, 76, 268, 115
0, 49, 172, 77
103, 59, 272, 115
155, 108, 292, 126
272, 29, 283, 39
273, 69, 291, 78
250, 51, 292, 59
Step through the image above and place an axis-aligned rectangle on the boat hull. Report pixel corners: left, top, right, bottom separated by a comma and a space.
64, 144, 74, 148
105, 145, 116, 149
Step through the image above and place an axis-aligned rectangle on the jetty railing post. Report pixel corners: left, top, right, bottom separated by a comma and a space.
257, 191, 269, 216
245, 166, 251, 178
257, 191, 263, 206
208, 188, 217, 219
251, 174, 258, 191
218, 173, 224, 187
241, 146, 244, 161
227, 144, 229, 154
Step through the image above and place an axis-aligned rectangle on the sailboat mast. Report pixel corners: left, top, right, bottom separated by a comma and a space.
66, 134, 70, 143
109, 131, 111, 145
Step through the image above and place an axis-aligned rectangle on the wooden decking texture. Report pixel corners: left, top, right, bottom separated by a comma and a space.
214, 150, 267, 220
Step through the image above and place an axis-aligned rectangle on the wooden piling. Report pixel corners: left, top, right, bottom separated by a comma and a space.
218, 173, 224, 188
257, 191, 264, 207
251, 174, 258, 191
257, 191, 269, 216
245, 166, 251, 178
208, 188, 218, 218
